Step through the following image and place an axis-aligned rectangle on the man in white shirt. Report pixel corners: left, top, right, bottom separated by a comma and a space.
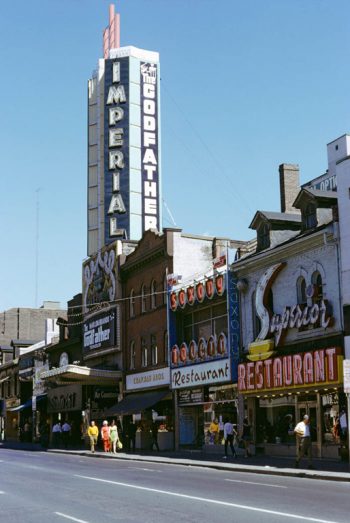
223, 419, 237, 458
294, 414, 313, 469
52, 421, 62, 448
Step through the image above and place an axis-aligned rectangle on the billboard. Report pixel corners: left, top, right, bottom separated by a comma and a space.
83, 307, 119, 353
82, 242, 118, 311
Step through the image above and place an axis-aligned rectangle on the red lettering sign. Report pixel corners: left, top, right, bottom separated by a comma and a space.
238, 348, 342, 393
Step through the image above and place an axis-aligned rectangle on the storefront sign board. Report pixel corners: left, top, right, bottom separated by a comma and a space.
171, 358, 231, 389
343, 359, 350, 394
126, 367, 170, 391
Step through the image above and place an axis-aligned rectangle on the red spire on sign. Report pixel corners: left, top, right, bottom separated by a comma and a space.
103, 3, 120, 58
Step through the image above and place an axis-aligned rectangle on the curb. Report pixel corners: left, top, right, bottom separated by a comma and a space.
45, 448, 350, 482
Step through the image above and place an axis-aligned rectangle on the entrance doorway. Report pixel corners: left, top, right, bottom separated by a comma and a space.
297, 401, 317, 442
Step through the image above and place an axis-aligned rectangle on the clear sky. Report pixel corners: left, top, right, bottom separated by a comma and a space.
1, 0, 349, 311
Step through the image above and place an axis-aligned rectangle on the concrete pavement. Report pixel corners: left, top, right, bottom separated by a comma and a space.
2, 440, 350, 482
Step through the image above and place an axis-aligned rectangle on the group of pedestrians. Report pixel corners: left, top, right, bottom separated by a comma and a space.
87, 419, 121, 454
51, 420, 72, 449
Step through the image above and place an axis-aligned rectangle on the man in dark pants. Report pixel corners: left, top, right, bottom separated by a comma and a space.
150, 421, 160, 451
223, 419, 237, 458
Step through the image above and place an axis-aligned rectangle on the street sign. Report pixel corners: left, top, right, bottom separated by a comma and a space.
343, 359, 350, 394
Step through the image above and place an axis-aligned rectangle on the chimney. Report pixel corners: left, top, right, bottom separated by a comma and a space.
279, 163, 300, 214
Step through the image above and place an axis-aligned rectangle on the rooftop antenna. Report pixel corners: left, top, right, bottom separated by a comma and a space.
103, 3, 121, 58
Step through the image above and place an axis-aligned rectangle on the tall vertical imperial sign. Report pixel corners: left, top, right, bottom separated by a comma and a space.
105, 57, 130, 242
141, 62, 159, 232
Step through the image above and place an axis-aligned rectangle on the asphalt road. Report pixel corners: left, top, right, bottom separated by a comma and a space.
0, 448, 349, 523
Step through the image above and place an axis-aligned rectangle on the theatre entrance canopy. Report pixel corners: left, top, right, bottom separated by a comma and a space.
41, 364, 122, 386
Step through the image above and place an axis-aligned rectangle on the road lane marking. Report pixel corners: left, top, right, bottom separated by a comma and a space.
75, 474, 340, 523
55, 512, 89, 523
128, 467, 160, 472
225, 478, 287, 488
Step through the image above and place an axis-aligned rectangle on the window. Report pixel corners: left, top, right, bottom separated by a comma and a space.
312, 271, 323, 303
183, 302, 228, 344
297, 276, 307, 306
303, 203, 317, 230
150, 280, 157, 309
164, 331, 168, 363
257, 223, 270, 251
141, 338, 148, 367
130, 341, 136, 370
129, 289, 135, 318
141, 284, 147, 313
151, 334, 158, 365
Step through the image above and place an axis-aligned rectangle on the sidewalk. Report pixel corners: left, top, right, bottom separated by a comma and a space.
1, 440, 350, 481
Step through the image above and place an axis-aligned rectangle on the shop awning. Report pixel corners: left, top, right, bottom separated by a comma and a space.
40, 364, 122, 385
8, 394, 47, 412
105, 389, 170, 416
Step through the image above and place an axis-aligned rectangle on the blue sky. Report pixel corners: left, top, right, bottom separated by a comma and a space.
1, 0, 349, 311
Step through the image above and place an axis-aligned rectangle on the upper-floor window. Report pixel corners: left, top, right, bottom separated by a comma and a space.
141, 338, 148, 367
141, 284, 147, 313
129, 289, 135, 318
151, 334, 158, 366
150, 280, 157, 309
257, 223, 270, 251
297, 276, 307, 306
303, 203, 317, 230
312, 271, 323, 303
130, 341, 136, 370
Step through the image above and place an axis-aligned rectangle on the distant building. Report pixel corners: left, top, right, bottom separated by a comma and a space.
0, 301, 64, 347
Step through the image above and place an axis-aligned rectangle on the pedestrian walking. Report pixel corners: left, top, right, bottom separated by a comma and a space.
52, 421, 62, 448
209, 418, 220, 444
61, 420, 71, 450
87, 421, 99, 453
109, 420, 119, 454
150, 421, 159, 451
294, 414, 313, 469
223, 419, 237, 458
241, 418, 252, 457
101, 420, 111, 452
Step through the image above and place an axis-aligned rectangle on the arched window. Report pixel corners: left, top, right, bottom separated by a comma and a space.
312, 271, 323, 303
130, 341, 136, 370
129, 289, 135, 318
151, 334, 158, 365
164, 331, 168, 363
296, 276, 307, 305
150, 280, 157, 309
141, 338, 148, 367
141, 284, 147, 313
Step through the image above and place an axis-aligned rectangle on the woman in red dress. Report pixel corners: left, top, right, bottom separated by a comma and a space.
101, 420, 110, 452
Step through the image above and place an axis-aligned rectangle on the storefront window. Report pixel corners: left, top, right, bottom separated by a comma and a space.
321, 392, 340, 445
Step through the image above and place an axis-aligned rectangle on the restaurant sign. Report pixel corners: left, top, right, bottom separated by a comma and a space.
238, 347, 343, 394
171, 358, 231, 390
